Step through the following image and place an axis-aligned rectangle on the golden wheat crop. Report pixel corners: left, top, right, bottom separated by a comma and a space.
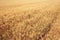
0, 0, 60, 40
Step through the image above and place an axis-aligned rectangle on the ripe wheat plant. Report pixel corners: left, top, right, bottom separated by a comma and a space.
0, 0, 60, 40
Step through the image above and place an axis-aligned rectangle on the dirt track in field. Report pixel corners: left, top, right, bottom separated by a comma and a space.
0, 0, 60, 40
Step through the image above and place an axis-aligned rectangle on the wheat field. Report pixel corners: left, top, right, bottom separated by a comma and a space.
0, 0, 60, 40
